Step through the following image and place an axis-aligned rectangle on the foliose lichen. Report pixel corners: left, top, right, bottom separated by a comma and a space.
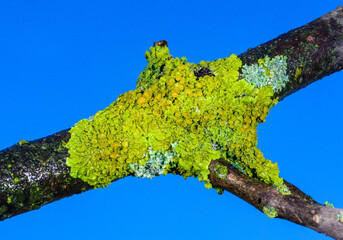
241, 55, 289, 92
263, 205, 278, 218
66, 44, 289, 192
129, 143, 178, 179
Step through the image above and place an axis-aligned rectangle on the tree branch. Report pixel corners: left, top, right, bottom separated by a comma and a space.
1, 5, 343, 239
209, 159, 343, 240
238, 5, 343, 100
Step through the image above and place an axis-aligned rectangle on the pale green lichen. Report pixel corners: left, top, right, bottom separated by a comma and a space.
263, 205, 278, 218
129, 143, 178, 179
241, 55, 289, 92
66, 44, 289, 192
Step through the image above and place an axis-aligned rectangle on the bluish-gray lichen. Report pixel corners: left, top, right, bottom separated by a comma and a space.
129, 143, 178, 178
241, 55, 289, 92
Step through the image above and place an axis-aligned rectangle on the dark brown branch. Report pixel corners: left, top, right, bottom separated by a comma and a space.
1, 5, 343, 239
0, 130, 92, 220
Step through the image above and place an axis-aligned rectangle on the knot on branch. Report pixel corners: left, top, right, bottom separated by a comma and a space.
153, 40, 168, 47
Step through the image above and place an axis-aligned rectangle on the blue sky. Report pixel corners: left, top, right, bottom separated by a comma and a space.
0, 1, 342, 239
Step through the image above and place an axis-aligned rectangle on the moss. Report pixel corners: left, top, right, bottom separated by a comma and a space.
263, 206, 278, 218
66, 44, 288, 191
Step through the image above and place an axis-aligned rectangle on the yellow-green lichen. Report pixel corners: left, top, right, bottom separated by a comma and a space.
66, 44, 289, 191
13, 177, 20, 184
263, 205, 278, 218
324, 201, 334, 208
18, 140, 28, 145
294, 66, 303, 81
214, 164, 228, 180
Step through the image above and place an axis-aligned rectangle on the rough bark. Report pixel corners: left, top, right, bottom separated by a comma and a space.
0, 130, 92, 220
1, 5, 343, 239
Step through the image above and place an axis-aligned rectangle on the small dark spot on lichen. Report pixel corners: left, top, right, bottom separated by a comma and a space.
194, 67, 215, 79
